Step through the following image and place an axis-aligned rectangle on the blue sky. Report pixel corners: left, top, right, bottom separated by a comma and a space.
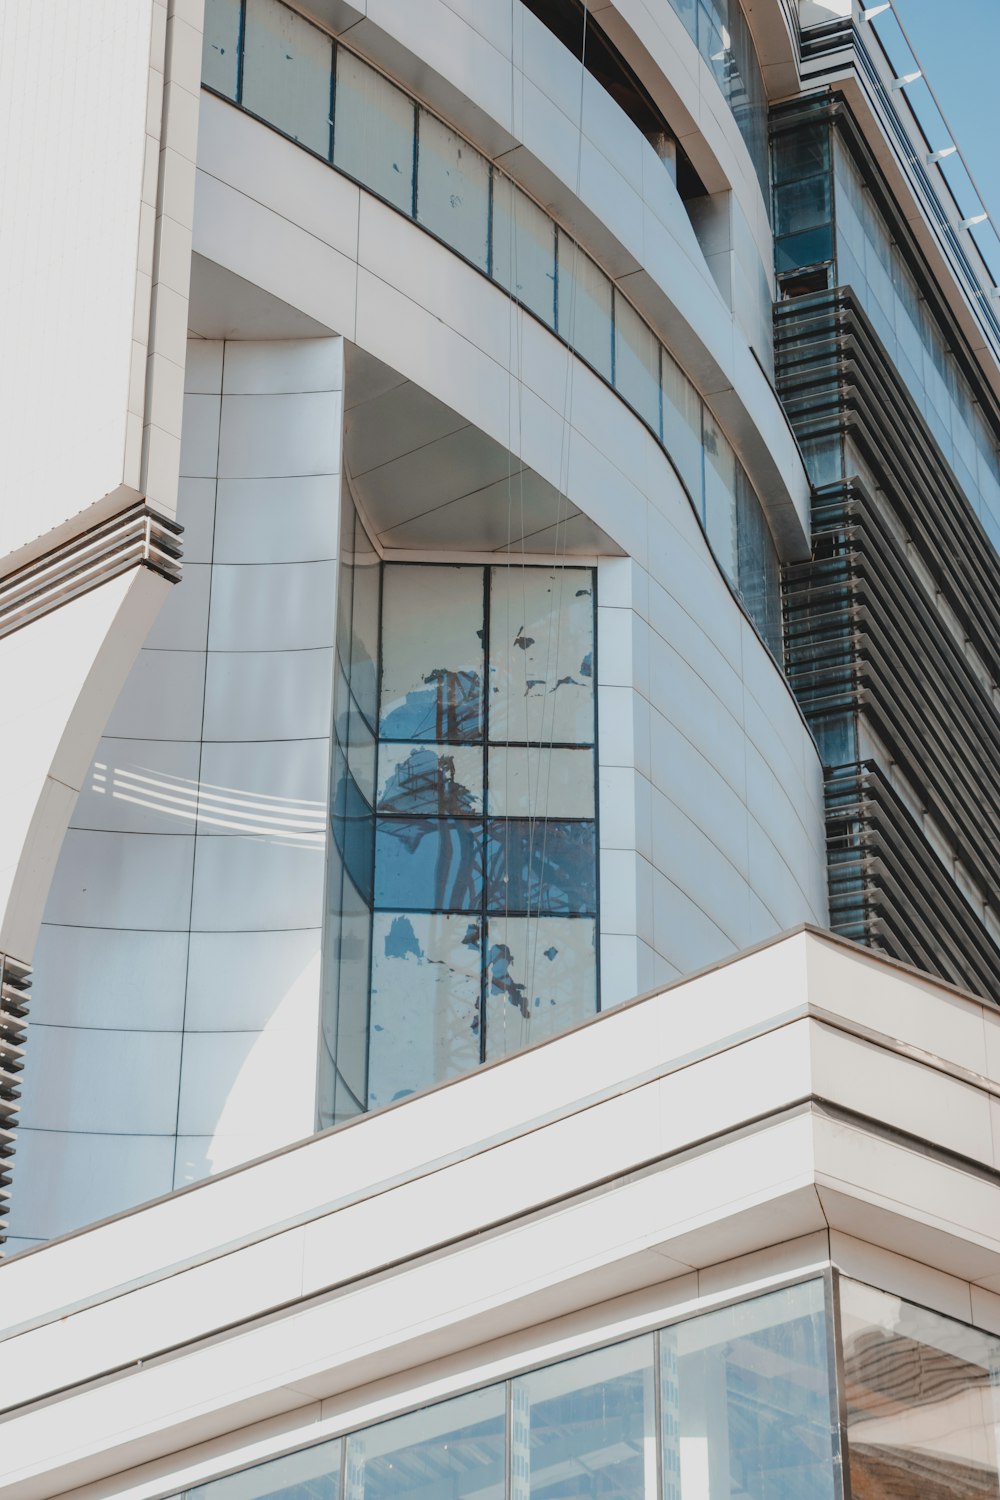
893, 0, 999, 223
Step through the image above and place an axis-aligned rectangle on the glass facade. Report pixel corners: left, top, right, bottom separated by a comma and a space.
170, 1277, 1000, 1500
322, 548, 599, 1122
175, 1279, 839, 1500
841, 1279, 1000, 1499
201, 0, 784, 659
771, 110, 1000, 555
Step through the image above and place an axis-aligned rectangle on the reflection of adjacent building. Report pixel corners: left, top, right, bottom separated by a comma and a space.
3, 0, 1000, 1498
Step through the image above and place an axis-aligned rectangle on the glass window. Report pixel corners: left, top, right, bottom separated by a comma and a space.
614, 292, 661, 436
841, 1279, 1000, 1500
350, 525, 381, 730
187, 1437, 342, 1500
340, 769, 374, 905
346, 698, 377, 809
380, 566, 484, 742
377, 743, 483, 816
484, 915, 597, 1057
661, 349, 704, 504
368, 912, 483, 1105
775, 225, 834, 273
347, 1386, 505, 1499
485, 819, 597, 915
331, 872, 372, 1122
489, 568, 595, 745
772, 123, 829, 186
774, 174, 831, 238
492, 175, 557, 328
736, 466, 782, 657
702, 409, 738, 583
416, 110, 490, 271
557, 230, 614, 382
333, 50, 415, 214
663, 1279, 838, 1500
201, 0, 241, 100
241, 0, 333, 158
514, 1335, 657, 1500
375, 818, 483, 911
487, 746, 594, 819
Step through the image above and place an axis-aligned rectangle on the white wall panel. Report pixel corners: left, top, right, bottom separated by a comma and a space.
15, 337, 345, 1243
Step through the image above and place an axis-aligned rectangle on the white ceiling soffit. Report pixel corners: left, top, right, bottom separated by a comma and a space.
344, 344, 622, 556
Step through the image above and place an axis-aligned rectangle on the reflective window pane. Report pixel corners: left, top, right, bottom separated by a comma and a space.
333, 51, 415, 214
377, 743, 483, 816
702, 408, 738, 583
368, 913, 483, 1106
774, 174, 831, 238
489, 568, 594, 745
416, 110, 490, 270
380, 566, 485, 742
202, 0, 241, 99
484, 916, 597, 1058
661, 348, 704, 504
485, 819, 596, 915
346, 700, 376, 809
350, 526, 380, 729
514, 1336, 657, 1500
241, 0, 333, 158
841, 1278, 1000, 1500
736, 467, 782, 657
614, 293, 661, 436
375, 818, 483, 911
347, 1386, 505, 1500
331, 872, 372, 1123
188, 1437, 342, 1500
492, 175, 556, 327
663, 1279, 838, 1500
557, 231, 613, 382
487, 746, 594, 819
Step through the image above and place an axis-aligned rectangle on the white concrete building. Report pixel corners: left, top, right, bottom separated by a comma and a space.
1, 1, 999, 1497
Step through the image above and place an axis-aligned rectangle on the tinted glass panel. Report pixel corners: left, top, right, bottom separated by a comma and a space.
557, 231, 613, 381
492, 175, 557, 327
774, 174, 832, 238
368, 912, 483, 1106
614, 293, 661, 436
375, 818, 483, 911
348, 1386, 505, 1499
775, 224, 834, 273
487, 746, 594, 819
202, 0, 241, 99
380, 566, 484, 742
489, 569, 594, 745
485, 819, 596, 915
841, 1279, 1000, 1500
377, 743, 483, 816
333, 50, 415, 213
241, 0, 332, 157
484, 915, 597, 1058
515, 1336, 656, 1500
346, 700, 376, 809
416, 110, 490, 271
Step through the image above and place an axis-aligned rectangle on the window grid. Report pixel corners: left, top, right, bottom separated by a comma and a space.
371, 563, 599, 1075
200, 0, 784, 661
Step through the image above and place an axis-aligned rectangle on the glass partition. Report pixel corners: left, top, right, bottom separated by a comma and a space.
201, 7, 785, 659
